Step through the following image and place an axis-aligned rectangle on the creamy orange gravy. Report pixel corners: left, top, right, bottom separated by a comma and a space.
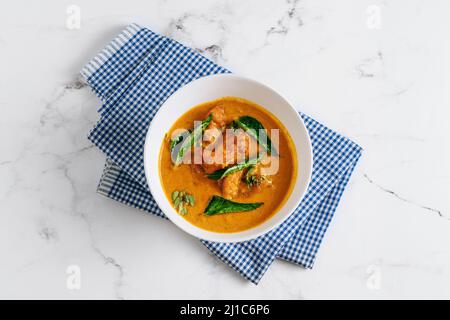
158, 97, 297, 233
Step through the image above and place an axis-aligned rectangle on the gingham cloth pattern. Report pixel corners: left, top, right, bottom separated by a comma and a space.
82, 23, 362, 284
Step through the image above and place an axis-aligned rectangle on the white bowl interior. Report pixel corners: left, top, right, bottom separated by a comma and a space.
144, 74, 312, 242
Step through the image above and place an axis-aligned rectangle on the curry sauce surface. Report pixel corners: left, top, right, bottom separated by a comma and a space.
159, 97, 297, 233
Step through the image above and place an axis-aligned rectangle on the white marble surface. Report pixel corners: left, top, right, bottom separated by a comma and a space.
1, 0, 449, 299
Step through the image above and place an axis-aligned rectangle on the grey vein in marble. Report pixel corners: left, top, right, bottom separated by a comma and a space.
263, 0, 303, 46
57, 138, 125, 300
38, 226, 59, 242
166, 13, 228, 63
363, 174, 444, 218
196, 44, 225, 63
355, 51, 384, 78
39, 77, 88, 128
32, 77, 126, 299
64, 155, 126, 300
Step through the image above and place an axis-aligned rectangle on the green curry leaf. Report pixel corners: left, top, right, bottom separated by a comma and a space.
206, 155, 262, 180
170, 131, 190, 152
173, 114, 212, 166
171, 190, 195, 215
233, 116, 277, 155
204, 195, 263, 216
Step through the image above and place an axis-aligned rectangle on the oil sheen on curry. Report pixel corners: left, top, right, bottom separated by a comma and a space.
159, 97, 297, 233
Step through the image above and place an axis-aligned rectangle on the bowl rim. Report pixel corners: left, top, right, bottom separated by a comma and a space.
144, 73, 312, 243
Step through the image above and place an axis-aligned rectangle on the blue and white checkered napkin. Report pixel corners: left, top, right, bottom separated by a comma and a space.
81, 23, 362, 284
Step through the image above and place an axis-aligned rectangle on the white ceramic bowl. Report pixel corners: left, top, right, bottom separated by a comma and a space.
144, 74, 312, 243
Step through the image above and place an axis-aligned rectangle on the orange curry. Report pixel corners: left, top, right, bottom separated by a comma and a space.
159, 97, 297, 233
